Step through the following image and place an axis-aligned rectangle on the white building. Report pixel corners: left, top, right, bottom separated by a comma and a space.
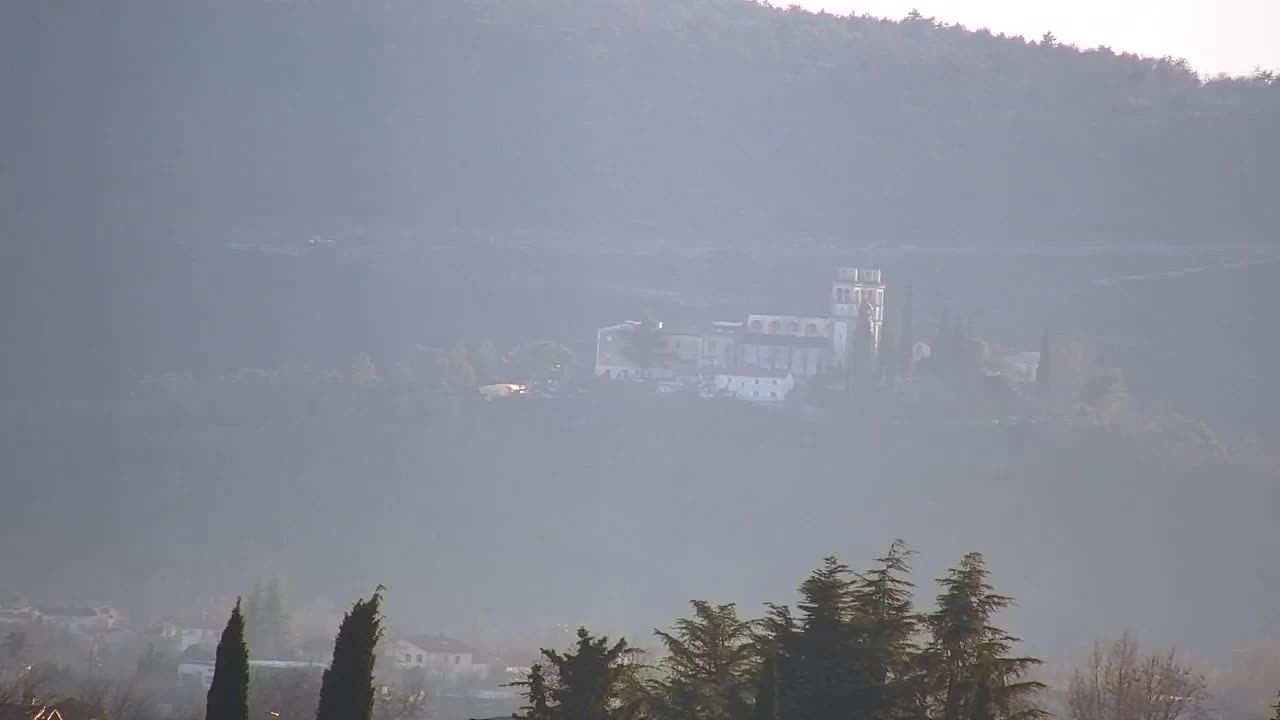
713, 370, 795, 403
36, 606, 117, 636
831, 267, 884, 367
388, 635, 488, 686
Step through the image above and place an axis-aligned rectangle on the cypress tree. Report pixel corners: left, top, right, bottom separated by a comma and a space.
316, 587, 385, 720
206, 600, 249, 720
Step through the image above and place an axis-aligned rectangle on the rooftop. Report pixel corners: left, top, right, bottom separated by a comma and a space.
404, 634, 476, 654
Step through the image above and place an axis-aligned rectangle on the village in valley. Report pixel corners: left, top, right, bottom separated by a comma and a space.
0, 594, 535, 720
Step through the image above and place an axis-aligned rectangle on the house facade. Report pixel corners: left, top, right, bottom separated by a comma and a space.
387, 635, 488, 687
713, 370, 795, 403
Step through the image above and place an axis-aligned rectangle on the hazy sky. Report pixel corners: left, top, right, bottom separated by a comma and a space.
797, 0, 1279, 76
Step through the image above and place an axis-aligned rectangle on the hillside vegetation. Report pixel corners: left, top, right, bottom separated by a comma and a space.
2, 0, 1278, 247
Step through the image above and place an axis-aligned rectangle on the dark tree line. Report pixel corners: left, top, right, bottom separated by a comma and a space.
513, 543, 1043, 720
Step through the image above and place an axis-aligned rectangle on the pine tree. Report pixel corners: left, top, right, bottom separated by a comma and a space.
540, 627, 641, 720
650, 601, 758, 720
1035, 329, 1052, 403
751, 651, 780, 720
851, 540, 922, 720
791, 557, 859, 720
206, 600, 249, 720
316, 587, 385, 720
927, 554, 1044, 720
511, 663, 553, 720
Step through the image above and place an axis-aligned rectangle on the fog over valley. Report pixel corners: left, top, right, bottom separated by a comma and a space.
1, 3, 1278, 720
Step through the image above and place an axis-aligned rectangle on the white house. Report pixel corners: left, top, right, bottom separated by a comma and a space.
36, 606, 117, 636
388, 635, 488, 686
713, 370, 795, 403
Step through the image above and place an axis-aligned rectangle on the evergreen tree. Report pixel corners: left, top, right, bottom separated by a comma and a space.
511, 663, 553, 720
649, 601, 759, 720
851, 540, 923, 720
206, 600, 249, 720
1270, 692, 1279, 720
751, 651, 780, 720
1035, 329, 1052, 403
316, 587, 385, 720
926, 554, 1044, 720
791, 557, 859, 720
540, 627, 642, 720
756, 604, 797, 720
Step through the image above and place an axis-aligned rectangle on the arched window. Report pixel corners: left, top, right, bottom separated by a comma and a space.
750, 320, 762, 332
805, 323, 818, 336
786, 320, 799, 335
766, 320, 781, 334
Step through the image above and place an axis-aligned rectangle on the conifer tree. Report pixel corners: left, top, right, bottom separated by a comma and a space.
206, 600, 249, 720
927, 554, 1044, 720
1271, 692, 1279, 720
791, 557, 859, 720
851, 540, 923, 720
316, 587, 384, 720
751, 651, 780, 720
511, 663, 553, 720
649, 601, 758, 720
539, 627, 641, 720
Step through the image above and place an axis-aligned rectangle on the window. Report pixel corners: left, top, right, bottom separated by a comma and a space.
404, 653, 412, 662
754, 379, 759, 385
770, 391, 777, 398
417, 654, 423, 663
772, 379, 778, 385
753, 391, 759, 398
454, 656, 461, 665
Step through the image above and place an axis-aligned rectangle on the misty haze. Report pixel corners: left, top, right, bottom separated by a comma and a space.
1, 2, 1278, 720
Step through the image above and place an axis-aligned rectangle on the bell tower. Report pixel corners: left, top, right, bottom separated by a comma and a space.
831, 267, 884, 367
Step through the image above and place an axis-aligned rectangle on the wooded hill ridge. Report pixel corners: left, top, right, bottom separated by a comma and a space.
3, 0, 1278, 248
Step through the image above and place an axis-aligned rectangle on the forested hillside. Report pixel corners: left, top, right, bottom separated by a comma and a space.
2, 0, 1278, 247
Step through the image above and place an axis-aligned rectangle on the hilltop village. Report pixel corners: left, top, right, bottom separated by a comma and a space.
590, 267, 1049, 411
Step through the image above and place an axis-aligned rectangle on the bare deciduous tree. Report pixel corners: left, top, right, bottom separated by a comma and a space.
1068, 633, 1208, 720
